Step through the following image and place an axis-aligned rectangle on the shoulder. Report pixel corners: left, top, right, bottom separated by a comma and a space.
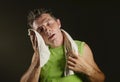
74, 40, 90, 50
75, 40, 95, 62
74, 40, 93, 56
74, 40, 85, 54
74, 40, 85, 46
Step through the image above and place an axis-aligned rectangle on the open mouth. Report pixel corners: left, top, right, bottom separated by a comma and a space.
48, 34, 55, 40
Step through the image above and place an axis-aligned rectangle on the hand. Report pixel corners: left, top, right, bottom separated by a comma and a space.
31, 52, 40, 68
67, 44, 105, 82
67, 51, 92, 74
29, 30, 38, 51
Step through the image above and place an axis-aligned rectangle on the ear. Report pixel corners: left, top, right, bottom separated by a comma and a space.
56, 19, 61, 28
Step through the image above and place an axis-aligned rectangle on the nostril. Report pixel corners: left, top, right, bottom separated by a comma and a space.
46, 28, 51, 32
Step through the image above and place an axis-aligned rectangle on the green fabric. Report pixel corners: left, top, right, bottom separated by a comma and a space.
75, 40, 85, 55
40, 40, 85, 82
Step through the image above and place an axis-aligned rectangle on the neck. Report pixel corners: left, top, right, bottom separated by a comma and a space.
50, 32, 63, 48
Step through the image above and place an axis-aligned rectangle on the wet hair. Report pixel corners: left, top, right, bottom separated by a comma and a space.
27, 8, 56, 28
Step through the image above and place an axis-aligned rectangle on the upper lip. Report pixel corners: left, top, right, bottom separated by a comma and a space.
48, 33, 55, 39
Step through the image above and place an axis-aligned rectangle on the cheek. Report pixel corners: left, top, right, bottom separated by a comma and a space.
56, 28, 61, 33
51, 24, 59, 29
54, 26, 60, 31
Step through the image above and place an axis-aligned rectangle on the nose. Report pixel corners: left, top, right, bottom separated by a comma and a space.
44, 26, 52, 35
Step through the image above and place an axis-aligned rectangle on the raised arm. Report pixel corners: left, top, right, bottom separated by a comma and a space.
20, 52, 41, 82
20, 30, 41, 82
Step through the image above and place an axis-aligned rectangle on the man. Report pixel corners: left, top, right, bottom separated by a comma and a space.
20, 8, 105, 82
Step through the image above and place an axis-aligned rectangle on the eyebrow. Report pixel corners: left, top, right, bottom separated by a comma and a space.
38, 18, 52, 27
43, 18, 52, 23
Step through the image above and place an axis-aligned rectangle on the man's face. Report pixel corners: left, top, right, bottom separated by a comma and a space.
32, 13, 62, 46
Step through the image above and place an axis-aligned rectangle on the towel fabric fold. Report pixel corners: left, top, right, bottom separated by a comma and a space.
28, 29, 79, 76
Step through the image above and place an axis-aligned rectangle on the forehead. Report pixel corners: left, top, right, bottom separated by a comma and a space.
35, 13, 53, 24
33, 13, 53, 29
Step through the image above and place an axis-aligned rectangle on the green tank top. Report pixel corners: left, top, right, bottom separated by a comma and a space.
40, 40, 85, 82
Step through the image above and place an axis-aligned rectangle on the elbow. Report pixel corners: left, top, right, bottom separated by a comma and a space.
102, 73, 106, 82
99, 72, 105, 82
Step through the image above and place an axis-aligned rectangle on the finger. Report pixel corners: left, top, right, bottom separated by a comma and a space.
34, 35, 36, 45
72, 54, 79, 59
68, 56, 77, 64
68, 65, 74, 71
67, 60, 75, 67
33, 35, 38, 51
67, 50, 79, 58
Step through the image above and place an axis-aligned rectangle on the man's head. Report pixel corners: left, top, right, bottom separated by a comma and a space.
28, 9, 57, 28
27, 8, 63, 48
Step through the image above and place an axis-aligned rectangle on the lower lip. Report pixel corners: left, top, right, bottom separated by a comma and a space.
49, 34, 55, 40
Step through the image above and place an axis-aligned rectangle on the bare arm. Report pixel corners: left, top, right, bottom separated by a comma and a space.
67, 43, 105, 82
20, 30, 40, 82
20, 52, 40, 82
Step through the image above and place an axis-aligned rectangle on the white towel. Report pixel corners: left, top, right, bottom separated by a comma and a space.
28, 29, 79, 76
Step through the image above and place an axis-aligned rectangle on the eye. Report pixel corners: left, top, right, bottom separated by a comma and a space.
47, 22, 51, 26
37, 26, 44, 33
47, 20, 54, 26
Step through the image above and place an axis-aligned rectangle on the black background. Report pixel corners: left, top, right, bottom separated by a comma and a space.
0, 0, 120, 82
